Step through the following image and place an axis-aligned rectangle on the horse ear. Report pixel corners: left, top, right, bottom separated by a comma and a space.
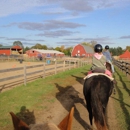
58, 107, 74, 130
10, 112, 30, 130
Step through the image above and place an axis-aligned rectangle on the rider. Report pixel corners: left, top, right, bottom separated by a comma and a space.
88, 44, 112, 77
103, 45, 114, 73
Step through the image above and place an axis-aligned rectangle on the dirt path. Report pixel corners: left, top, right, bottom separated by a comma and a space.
33, 82, 117, 130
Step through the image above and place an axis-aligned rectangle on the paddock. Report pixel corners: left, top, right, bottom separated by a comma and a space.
0, 60, 130, 130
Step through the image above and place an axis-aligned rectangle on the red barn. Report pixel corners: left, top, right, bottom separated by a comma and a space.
0, 45, 22, 56
71, 44, 94, 57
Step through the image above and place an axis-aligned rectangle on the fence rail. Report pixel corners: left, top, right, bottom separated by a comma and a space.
0, 59, 89, 92
114, 59, 130, 77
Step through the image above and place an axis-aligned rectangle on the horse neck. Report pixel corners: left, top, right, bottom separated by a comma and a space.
106, 62, 112, 73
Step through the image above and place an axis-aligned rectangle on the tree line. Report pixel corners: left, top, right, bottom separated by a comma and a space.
0, 41, 130, 56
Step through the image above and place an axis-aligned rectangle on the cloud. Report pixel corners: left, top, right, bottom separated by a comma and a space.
0, 36, 6, 39
119, 35, 130, 39
3, 20, 85, 31
0, 0, 129, 17
6, 37, 45, 42
36, 30, 79, 37
84, 36, 111, 42
61, 0, 93, 12
64, 38, 83, 41
41, 7, 67, 15
0, 0, 45, 17
84, 36, 116, 46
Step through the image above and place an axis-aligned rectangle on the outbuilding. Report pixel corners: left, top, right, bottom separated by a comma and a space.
26, 49, 65, 58
119, 50, 130, 60
71, 44, 94, 57
0, 45, 23, 56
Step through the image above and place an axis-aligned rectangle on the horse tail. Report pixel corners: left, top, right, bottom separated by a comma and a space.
90, 77, 108, 130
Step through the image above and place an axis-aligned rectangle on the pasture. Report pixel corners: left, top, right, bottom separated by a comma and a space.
0, 61, 46, 91
0, 59, 82, 92
0, 64, 130, 130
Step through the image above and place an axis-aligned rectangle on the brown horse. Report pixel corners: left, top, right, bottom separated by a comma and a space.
10, 107, 74, 130
83, 74, 114, 130
106, 62, 112, 73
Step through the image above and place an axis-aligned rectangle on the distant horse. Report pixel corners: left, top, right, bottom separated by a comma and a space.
106, 62, 112, 73
10, 107, 74, 130
83, 74, 114, 130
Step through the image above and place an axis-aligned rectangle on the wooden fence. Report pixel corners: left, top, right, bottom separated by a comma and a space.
0, 59, 89, 92
113, 59, 130, 78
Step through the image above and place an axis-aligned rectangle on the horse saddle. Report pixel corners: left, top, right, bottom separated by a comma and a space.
84, 73, 114, 81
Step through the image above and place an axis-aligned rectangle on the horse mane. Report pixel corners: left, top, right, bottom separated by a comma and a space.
10, 107, 74, 130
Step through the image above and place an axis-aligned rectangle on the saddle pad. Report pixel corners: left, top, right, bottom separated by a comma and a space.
84, 73, 114, 81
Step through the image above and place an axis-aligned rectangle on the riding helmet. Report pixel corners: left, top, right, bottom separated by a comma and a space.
94, 44, 103, 53
105, 45, 109, 49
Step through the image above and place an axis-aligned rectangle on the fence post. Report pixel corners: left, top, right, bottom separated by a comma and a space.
78, 60, 79, 67
55, 61, 57, 74
63, 60, 65, 71
43, 63, 45, 78
24, 65, 26, 86
69, 60, 71, 70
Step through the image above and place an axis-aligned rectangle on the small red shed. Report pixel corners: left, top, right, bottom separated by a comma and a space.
119, 50, 130, 60
71, 44, 94, 57
0, 45, 23, 56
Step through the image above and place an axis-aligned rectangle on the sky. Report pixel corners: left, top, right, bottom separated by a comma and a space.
0, 0, 130, 49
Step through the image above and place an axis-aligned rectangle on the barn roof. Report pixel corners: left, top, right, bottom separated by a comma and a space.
81, 44, 94, 53
0, 45, 22, 49
31, 49, 64, 54
119, 50, 130, 58
0, 46, 12, 49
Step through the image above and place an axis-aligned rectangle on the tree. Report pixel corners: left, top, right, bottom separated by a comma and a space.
0, 44, 3, 47
81, 42, 91, 46
24, 46, 30, 52
48, 47, 54, 50
13, 41, 24, 53
89, 41, 97, 48
60, 45, 64, 52
63, 47, 72, 56
81, 41, 96, 48
126, 46, 130, 51
109, 47, 124, 56
42, 45, 47, 50
55, 47, 61, 52
13, 41, 24, 48
31, 44, 47, 49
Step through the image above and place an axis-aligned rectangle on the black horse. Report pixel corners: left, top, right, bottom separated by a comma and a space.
83, 73, 114, 130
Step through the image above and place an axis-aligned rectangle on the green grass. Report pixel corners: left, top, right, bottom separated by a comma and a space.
112, 67, 130, 130
0, 65, 91, 129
